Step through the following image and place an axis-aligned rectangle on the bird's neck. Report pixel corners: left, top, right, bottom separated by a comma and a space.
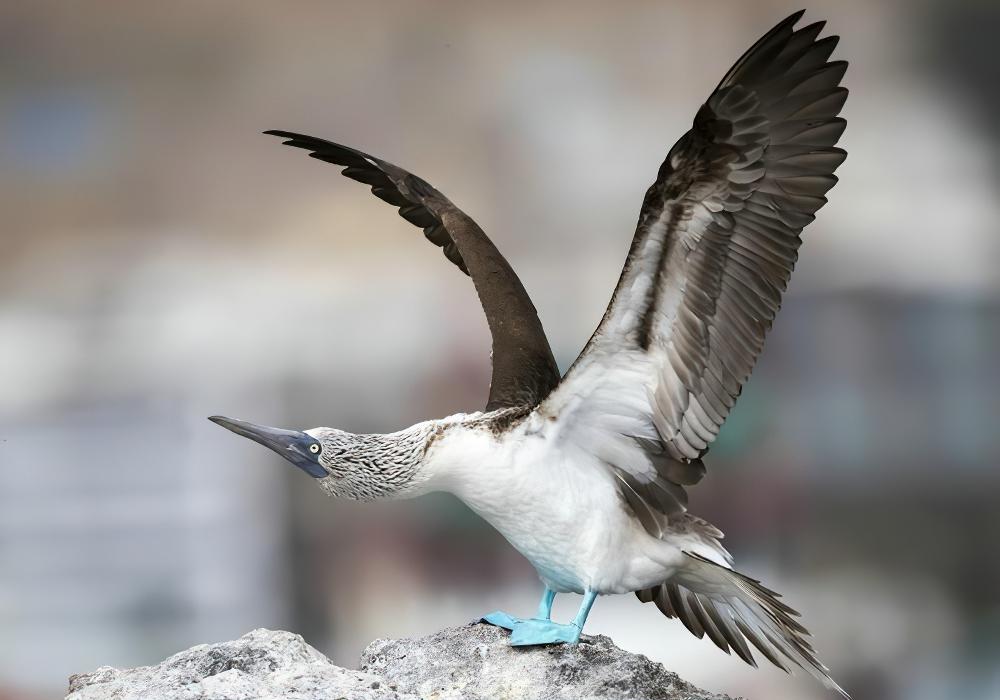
316, 422, 438, 501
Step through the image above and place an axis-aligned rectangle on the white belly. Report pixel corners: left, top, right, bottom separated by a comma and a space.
428, 425, 681, 594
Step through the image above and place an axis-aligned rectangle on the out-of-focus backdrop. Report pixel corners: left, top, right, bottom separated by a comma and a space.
1, 1, 997, 698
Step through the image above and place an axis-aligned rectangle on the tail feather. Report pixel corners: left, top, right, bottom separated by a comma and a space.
637, 552, 848, 698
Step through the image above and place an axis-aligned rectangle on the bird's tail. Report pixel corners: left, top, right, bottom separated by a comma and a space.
637, 551, 848, 698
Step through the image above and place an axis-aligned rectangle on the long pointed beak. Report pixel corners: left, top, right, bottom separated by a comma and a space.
208, 416, 327, 478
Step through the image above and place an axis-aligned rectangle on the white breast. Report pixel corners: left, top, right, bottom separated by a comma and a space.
424, 420, 682, 594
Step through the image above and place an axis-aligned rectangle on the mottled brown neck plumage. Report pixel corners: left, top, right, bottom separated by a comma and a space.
313, 422, 438, 501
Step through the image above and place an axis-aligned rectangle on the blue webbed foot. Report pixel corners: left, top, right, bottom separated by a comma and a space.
509, 618, 582, 646
481, 588, 594, 647
481, 610, 526, 631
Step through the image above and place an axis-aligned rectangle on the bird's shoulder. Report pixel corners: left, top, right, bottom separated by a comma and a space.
423, 406, 535, 447
417, 406, 542, 467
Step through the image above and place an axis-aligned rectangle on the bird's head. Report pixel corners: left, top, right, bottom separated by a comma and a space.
208, 415, 350, 480
209, 415, 430, 501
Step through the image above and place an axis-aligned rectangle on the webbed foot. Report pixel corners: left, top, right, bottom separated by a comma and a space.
509, 618, 582, 646
481, 588, 593, 647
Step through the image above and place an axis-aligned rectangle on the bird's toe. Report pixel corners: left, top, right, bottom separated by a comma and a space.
480, 610, 524, 631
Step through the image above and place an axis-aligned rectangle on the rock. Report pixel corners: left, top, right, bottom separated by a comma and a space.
66, 629, 408, 700
361, 622, 733, 700
67, 623, 733, 700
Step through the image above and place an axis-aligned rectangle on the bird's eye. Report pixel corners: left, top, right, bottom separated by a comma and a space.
309, 443, 321, 455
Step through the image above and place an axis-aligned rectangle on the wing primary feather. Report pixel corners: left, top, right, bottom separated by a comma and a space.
537, 11, 846, 539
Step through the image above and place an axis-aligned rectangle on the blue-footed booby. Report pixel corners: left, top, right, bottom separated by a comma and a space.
210, 10, 848, 696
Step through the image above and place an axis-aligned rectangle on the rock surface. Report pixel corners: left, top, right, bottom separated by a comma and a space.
67, 623, 734, 700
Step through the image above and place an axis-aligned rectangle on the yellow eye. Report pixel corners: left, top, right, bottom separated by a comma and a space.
309, 443, 321, 455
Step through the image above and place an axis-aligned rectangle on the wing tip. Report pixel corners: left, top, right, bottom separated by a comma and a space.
263, 129, 316, 153
786, 9, 807, 25
263, 128, 299, 141
772, 9, 807, 36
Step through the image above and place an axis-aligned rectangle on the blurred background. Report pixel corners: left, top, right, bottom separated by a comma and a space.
1, 1, 997, 698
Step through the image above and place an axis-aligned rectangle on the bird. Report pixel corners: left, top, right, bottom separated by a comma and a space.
209, 10, 849, 696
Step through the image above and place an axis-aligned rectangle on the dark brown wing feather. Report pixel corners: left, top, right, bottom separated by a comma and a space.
614, 11, 847, 461
540, 11, 847, 521
265, 131, 560, 410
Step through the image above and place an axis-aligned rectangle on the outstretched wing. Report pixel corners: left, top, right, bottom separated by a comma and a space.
536, 11, 847, 525
266, 131, 560, 411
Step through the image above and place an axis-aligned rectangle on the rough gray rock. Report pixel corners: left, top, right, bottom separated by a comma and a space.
361, 622, 733, 700
66, 629, 406, 700
67, 623, 734, 700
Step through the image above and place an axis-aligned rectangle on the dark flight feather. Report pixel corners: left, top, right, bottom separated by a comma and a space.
264, 131, 560, 410
541, 10, 847, 522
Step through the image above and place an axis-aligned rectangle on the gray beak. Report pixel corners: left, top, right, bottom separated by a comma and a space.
208, 416, 327, 478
